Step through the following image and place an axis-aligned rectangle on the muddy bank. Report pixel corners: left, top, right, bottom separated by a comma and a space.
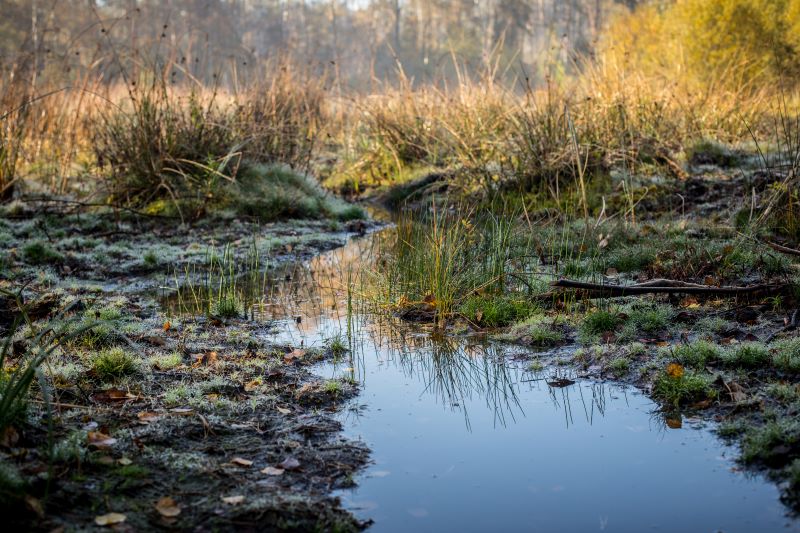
0, 204, 379, 531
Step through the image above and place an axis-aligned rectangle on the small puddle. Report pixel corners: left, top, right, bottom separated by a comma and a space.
162, 230, 799, 532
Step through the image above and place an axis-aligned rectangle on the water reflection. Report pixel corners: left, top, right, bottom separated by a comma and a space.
159, 231, 797, 532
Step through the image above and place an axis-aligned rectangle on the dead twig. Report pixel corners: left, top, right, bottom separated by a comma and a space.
767, 241, 800, 257
550, 278, 787, 297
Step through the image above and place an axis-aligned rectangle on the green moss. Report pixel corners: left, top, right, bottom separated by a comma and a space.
772, 337, 800, 373
625, 303, 672, 335
653, 369, 716, 408
460, 295, 536, 328
608, 357, 630, 377
722, 342, 771, 368
741, 419, 800, 465
581, 309, 621, 336
669, 340, 723, 369
92, 348, 139, 381
149, 352, 183, 370
22, 241, 63, 265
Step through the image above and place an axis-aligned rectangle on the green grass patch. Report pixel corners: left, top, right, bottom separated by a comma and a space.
22, 241, 63, 265
91, 348, 139, 381
772, 337, 800, 373
460, 295, 536, 328
653, 368, 716, 408
722, 342, 771, 369
581, 309, 621, 336
668, 340, 723, 369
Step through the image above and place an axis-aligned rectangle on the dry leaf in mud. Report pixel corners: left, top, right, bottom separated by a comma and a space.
728, 381, 748, 402
192, 351, 218, 367
261, 466, 284, 476
95, 513, 127, 526
163, 321, 171, 332
605, 267, 618, 277
222, 495, 245, 505
475, 310, 483, 323
169, 407, 194, 416
244, 378, 262, 392
117, 457, 132, 466
276, 407, 291, 415
279, 457, 301, 470
137, 411, 161, 424
155, 496, 181, 518
283, 349, 306, 364
666, 363, 684, 378
92, 388, 137, 403
230, 457, 253, 467
87, 431, 117, 450
665, 416, 682, 429
423, 293, 437, 307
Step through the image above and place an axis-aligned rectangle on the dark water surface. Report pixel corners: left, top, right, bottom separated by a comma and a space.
165, 231, 800, 532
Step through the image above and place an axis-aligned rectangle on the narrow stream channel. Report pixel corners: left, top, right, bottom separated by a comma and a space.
166, 230, 800, 532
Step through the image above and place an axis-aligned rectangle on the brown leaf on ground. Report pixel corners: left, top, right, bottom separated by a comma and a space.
191, 351, 218, 367
155, 496, 181, 518
261, 466, 284, 476
137, 411, 161, 424
92, 388, 138, 403
221, 495, 245, 505
244, 378, 262, 392
284, 349, 306, 364
665, 416, 682, 429
163, 321, 171, 332
95, 513, 127, 526
230, 457, 253, 467
87, 431, 117, 450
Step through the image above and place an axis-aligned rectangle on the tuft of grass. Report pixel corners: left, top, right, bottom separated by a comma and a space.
668, 340, 723, 369
149, 352, 183, 370
653, 368, 716, 408
722, 342, 771, 369
212, 293, 243, 319
608, 357, 631, 377
91, 347, 139, 381
460, 295, 536, 328
22, 241, 63, 265
772, 337, 800, 373
741, 419, 800, 466
581, 309, 621, 336
323, 380, 343, 395
326, 333, 348, 358
625, 303, 673, 335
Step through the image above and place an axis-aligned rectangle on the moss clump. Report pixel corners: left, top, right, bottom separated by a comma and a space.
741, 419, 800, 466
581, 309, 621, 336
653, 368, 716, 408
722, 342, 771, 369
607, 357, 630, 377
669, 340, 723, 369
232, 164, 365, 222
22, 241, 63, 265
92, 348, 139, 381
460, 295, 536, 328
772, 337, 800, 373
212, 293, 242, 319
625, 303, 672, 335
687, 138, 740, 167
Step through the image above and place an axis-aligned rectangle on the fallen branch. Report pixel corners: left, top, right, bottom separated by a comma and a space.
550, 278, 787, 297
767, 241, 800, 257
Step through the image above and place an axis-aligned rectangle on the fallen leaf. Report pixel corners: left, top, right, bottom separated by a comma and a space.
222, 495, 245, 505
475, 310, 483, 322
117, 457, 132, 466
95, 513, 127, 526
155, 496, 181, 518
87, 431, 117, 450
276, 407, 291, 415
666, 363, 684, 378
169, 407, 194, 416
92, 388, 138, 403
283, 349, 306, 364
261, 466, 284, 476
230, 457, 253, 467
605, 267, 618, 277
137, 411, 161, 424
244, 378, 262, 392
192, 351, 218, 367
279, 457, 301, 470
665, 416, 682, 429
163, 321, 171, 332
